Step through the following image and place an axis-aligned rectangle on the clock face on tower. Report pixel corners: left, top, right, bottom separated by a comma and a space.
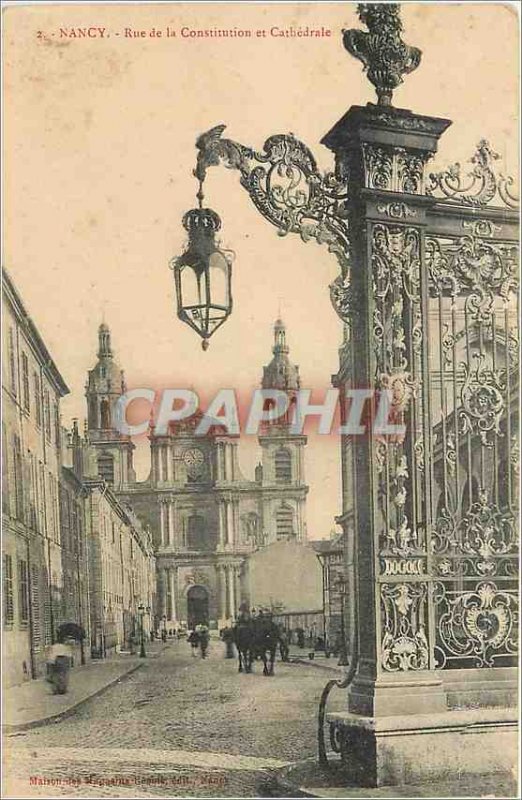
183, 447, 205, 478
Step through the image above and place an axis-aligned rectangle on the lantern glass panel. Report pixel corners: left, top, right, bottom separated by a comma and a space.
208, 250, 231, 309
179, 263, 203, 309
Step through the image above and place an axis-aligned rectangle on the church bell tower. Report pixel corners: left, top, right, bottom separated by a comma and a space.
84, 323, 135, 489
259, 318, 308, 542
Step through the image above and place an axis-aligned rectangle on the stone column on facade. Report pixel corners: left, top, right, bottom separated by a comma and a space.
218, 501, 226, 550
160, 568, 168, 618
159, 501, 166, 548
169, 567, 177, 623
226, 501, 234, 547
217, 565, 227, 622
168, 500, 175, 550
227, 564, 235, 619
233, 564, 242, 611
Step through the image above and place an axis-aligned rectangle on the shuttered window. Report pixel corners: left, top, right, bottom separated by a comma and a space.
276, 505, 294, 539
18, 559, 29, 624
3, 554, 14, 625
22, 353, 30, 412
275, 448, 292, 483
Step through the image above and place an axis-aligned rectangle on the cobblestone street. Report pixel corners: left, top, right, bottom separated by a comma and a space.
3, 639, 344, 797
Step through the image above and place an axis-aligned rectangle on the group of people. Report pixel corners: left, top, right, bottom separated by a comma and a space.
187, 624, 210, 658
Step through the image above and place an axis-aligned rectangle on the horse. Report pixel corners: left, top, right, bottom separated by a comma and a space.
233, 620, 253, 673
250, 616, 281, 676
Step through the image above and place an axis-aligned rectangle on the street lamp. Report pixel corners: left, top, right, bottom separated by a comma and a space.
138, 604, 146, 659
170, 201, 234, 351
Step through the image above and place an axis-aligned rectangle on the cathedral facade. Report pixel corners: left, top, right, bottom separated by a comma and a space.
83, 319, 308, 629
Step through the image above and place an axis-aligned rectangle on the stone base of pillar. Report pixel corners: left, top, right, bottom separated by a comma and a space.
327, 707, 517, 788
347, 671, 447, 717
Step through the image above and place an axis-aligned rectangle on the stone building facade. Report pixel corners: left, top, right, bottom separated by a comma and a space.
2, 268, 69, 687
83, 318, 309, 629
2, 270, 156, 687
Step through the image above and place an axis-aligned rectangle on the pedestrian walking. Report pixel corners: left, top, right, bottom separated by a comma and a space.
196, 624, 209, 659
188, 629, 200, 656
45, 636, 72, 695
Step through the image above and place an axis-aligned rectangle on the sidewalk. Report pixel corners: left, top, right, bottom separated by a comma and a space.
262, 761, 518, 798
3, 641, 169, 732
288, 644, 346, 674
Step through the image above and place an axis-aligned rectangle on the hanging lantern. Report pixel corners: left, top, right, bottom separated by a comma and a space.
171, 207, 234, 351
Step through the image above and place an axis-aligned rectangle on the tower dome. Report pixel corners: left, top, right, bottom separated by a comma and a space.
262, 318, 300, 391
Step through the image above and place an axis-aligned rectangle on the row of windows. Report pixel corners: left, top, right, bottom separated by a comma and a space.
176, 506, 296, 550
3, 554, 29, 627
6, 326, 60, 445
2, 425, 62, 544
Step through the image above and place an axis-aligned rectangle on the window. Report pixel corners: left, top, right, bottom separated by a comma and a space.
2, 423, 9, 515
31, 565, 41, 650
462, 475, 479, 514
39, 463, 46, 534
21, 353, 30, 412
276, 504, 294, 540
44, 390, 51, 441
100, 398, 111, 429
187, 515, 207, 550
13, 435, 23, 521
8, 328, 17, 396
98, 453, 114, 484
275, 448, 292, 483
34, 373, 42, 428
54, 403, 60, 447
3, 554, 14, 625
111, 521, 115, 544
18, 559, 29, 624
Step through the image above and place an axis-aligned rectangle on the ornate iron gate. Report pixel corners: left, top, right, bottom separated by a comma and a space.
425, 144, 519, 671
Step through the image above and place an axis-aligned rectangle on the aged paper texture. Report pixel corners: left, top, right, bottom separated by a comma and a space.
2, 2, 519, 798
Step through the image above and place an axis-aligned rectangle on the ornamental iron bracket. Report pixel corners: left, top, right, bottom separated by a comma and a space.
194, 124, 352, 320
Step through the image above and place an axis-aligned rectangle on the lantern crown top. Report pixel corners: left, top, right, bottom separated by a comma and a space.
182, 207, 222, 234
343, 3, 421, 107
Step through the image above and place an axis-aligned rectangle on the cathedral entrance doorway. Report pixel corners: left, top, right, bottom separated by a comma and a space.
187, 585, 209, 628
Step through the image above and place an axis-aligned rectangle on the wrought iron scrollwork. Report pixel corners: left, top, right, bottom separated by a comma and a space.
381, 583, 429, 671
194, 124, 352, 324
459, 353, 505, 447
428, 140, 519, 209
194, 124, 351, 275
432, 490, 517, 578
433, 581, 518, 668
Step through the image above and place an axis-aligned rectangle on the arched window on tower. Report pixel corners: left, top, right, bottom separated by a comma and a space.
275, 448, 292, 484
187, 514, 207, 551
276, 503, 294, 540
98, 452, 114, 485
461, 475, 479, 515
100, 398, 111, 430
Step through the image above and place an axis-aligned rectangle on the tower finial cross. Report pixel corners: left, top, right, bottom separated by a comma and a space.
343, 3, 422, 107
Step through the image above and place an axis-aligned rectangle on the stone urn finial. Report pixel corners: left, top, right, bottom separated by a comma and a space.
343, 3, 422, 106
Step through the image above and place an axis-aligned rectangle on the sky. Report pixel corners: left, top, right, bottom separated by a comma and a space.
3, 2, 518, 538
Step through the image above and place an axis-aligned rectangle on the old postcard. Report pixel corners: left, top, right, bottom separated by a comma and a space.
2, 1, 519, 798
